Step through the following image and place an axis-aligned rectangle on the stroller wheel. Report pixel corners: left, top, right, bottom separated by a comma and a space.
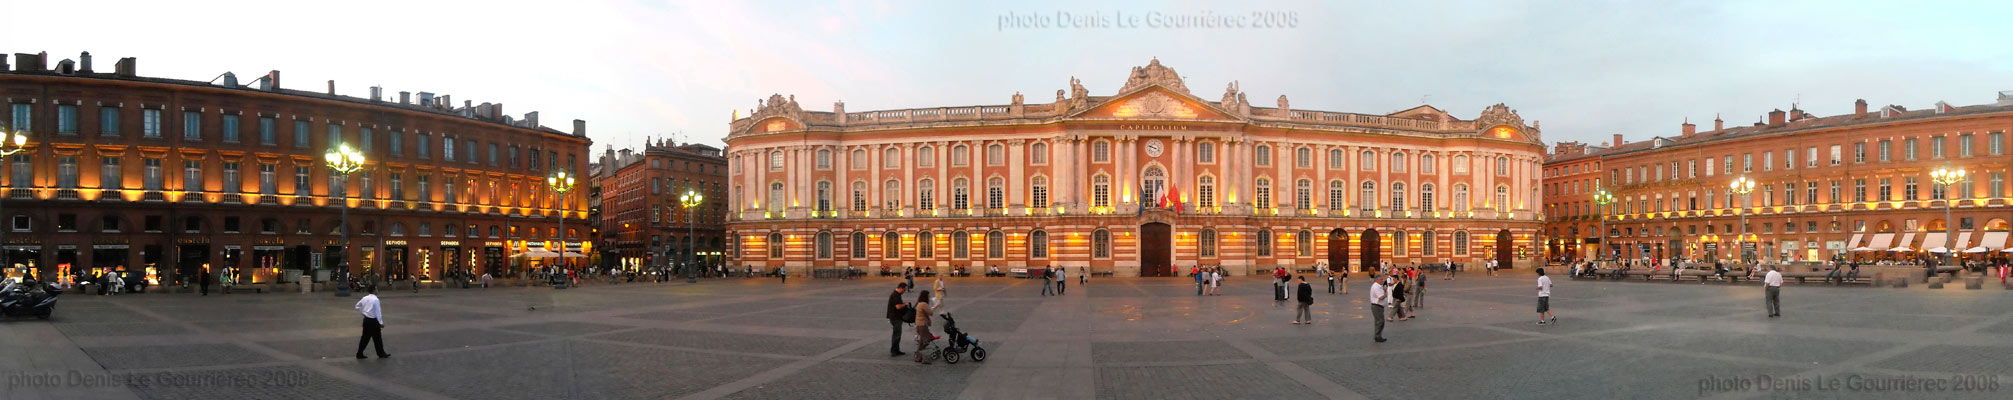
971, 347, 987, 362
943, 349, 959, 364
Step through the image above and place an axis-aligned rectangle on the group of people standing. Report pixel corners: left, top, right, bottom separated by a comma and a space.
1192, 266, 1223, 296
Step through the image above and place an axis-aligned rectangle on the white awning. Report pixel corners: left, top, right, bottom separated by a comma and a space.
1889, 232, 1917, 252
1847, 233, 1865, 248
1983, 231, 2010, 251
1921, 232, 1948, 253
1954, 232, 1972, 251
1867, 233, 1896, 251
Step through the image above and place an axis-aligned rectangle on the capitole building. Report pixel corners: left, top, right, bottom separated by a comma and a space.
723, 60, 1546, 276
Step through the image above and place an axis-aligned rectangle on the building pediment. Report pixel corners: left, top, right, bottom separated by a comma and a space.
1068, 86, 1240, 121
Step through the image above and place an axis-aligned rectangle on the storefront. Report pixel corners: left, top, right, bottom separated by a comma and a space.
4, 243, 43, 282
483, 242, 506, 277
440, 241, 462, 279
254, 244, 288, 282
384, 241, 410, 281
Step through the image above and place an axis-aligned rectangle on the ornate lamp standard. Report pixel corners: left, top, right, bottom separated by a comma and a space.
1591, 188, 1615, 266
324, 143, 365, 290
1930, 167, 1967, 263
681, 189, 703, 283
547, 170, 576, 273
1728, 176, 1757, 263
0, 128, 27, 277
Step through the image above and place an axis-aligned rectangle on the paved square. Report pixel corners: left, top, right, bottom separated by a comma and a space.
5, 272, 2011, 399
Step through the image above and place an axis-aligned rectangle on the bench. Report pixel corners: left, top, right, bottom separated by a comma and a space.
1092, 269, 1115, 278
1009, 268, 1029, 278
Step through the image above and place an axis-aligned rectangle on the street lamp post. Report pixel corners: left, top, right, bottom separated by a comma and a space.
325, 143, 366, 294
1931, 167, 1967, 263
1729, 176, 1757, 264
682, 190, 703, 283
548, 170, 576, 276
0, 128, 27, 278
1591, 189, 1615, 267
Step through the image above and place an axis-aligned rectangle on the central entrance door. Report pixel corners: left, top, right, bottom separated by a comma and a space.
1495, 228, 1514, 269
1140, 223, 1172, 277
1360, 228, 1382, 271
1327, 229, 1348, 272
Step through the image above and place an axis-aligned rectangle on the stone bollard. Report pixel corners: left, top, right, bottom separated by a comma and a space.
1928, 281, 1944, 289
1891, 278, 1908, 288
1964, 276, 1982, 290
1941, 273, 1955, 284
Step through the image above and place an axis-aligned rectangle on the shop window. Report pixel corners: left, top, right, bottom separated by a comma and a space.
9, 215, 26, 232
57, 214, 78, 232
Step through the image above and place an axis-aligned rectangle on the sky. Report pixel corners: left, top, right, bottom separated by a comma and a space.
4, 0, 2010, 151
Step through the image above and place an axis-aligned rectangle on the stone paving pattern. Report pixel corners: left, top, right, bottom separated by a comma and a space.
3, 271, 2012, 399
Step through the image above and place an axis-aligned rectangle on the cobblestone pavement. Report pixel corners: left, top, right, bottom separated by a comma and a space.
5, 272, 2012, 399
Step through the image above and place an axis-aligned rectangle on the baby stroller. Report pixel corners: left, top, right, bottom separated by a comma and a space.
937, 313, 987, 364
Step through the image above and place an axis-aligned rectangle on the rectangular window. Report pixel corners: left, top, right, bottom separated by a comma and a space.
1829, 181, 1839, 204
294, 120, 310, 149
361, 128, 374, 152
488, 143, 498, 166
58, 156, 79, 189
1853, 179, 1866, 202
182, 160, 201, 192
258, 117, 276, 145
1762, 152, 1772, 171
1959, 134, 1973, 157
444, 137, 457, 162
56, 104, 77, 134
1742, 154, 1752, 172
259, 164, 276, 194
1992, 132, 2005, 156
222, 162, 240, 194
10, 103, 30, 132
418, 175, 432, 201
1931, 136, 1945, 159
465, 139, 477, 164
1805, 147, 1816, 167
326, 124, 341, 148
1903, 138, 1917, 160
1829, 145, 1841, 166
1878, 140, 1891, 162
182, 111, 202, 140
1878, 178, 1891, 201
390, 132, 404, 156
100, 107, 120, 136
100, 157, 122, 189
418, 133, 431, 159
142, 109, 162, 138
221, 114, 240, 142
295, 166, 310, 195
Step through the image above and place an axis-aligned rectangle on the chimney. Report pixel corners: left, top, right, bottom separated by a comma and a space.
524, 111, 538, 127
399, 91, 411, 104
263, 70, 281, 91
79, 51, 92, 73
418, 92, 434, 106
439, 95, 451, 109
1713, 114, 1724, 131
1611, 134, 1624, 147
13, 53, 42, 72
369, 86, 382, 102
0, 54, 9, 72
1681, 118, 1695, 136
326, 80, 336, 95
1789, 107, 1805, 121
222, 72, 238, 88
1854, 99, 1868, 117
114, 57, 136, 77
1768, 109, 1786, 126
573, 119, 587, 137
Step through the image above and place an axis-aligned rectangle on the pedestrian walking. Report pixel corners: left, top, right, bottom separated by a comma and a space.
1292, 276, 1314, 325
1445, 260, 1456, 280
1326, 271, 1336, 294
1209, 268, 1222, 295
1055, 267, 1067, 295
1079, 267, 1087, 286
1339, 267, 1349, 294
933, 275, 946, 305
779, 265, 788, 284
199, 265, 211, 296
1764, 265, 1783, 318
1194, 266, 1205, 296
1040, 268, 1055, 296
1536, 268, 1556, 325
904, 268, 915, 288
1370, 275, 1390, 342
354, 285, 391, 359
912, 290, 935, 364
1414, 269, 1426, 309
1391, 273, 1410, 321
886, 283, 910, 357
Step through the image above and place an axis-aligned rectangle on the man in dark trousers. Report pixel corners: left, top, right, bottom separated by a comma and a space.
199, 265, 211, 296
1369, 275, 1390, 342
1292, 276, 1315, 324
885, 283, 909, 357
354, 285, 390, 359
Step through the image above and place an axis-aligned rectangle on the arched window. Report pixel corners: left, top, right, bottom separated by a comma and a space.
814, 148, 831, 170
1196, 175, 1215, 209
768, 233, 784, 258
1092, 174, 1112, 208
884, 147, 900, 169
1255, 178, 1272, 209
1092, 140, 1111, 163
1496, 185, 1511, 212
917, 146, 936, 167
917, 231, 935, 258
952, 178, 970, 210
987, 177, 1005, 209
883, 179, 901, 210
986, 144, 1005, 166
1391, 182, 1407, 212
951, 144, 970, 166
1454, 231, 1470, 256
1453, 184, 1470, 212
1391, 152, 1408, 172
883, 231, 900, 259
1255, 145, 1272, 166
1295, 147, 1312, 168
1197, 142, 1215, 163
851, 181, 867, 211
953, 231, 970, 258
1296, 179, 1313, 210
917, 178, 935, 211
1092, 229, 1112, 258
1256, 229, 1274, 257
1360, 150, 1377, 170
850, 231, 867, 259
1496, 156, 1510, 176
987, 230, 1005, 258
849, 149, 866, 170
1142, 167, 1166, 205
1328, 149, 1345, 169
1421, 153, 1437, 174
1030, 230, 1049, 259
767, 182, 784, 212
1327, 180, 1346, 211
1030, 176, 1050, 208
815, 181, 832, 212
1359, 181, 1377, 212
1199, 229, 1217, 257
1452, 155, 1469, 174
768, 150, 784, 171
1421, 183, 1437, 212
1030, 143, 1048, 165
1296, 229, 1313, 256
1422, 230, 1437, 256
815, 231, 833, 259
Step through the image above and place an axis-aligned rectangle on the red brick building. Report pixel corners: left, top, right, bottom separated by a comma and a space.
1545, 95, 2013, 264
596, 140, 729, 271
1, 51, 591, 285
724, 60, 1548, 276
1541, 140, 1606, 261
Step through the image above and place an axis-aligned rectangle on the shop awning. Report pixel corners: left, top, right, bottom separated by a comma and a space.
1889, 232, 1917, 252
1978, 231, 2010, 251
1858, 233, 1895, 251
1940, 232, 1972, 253
1847, 233, 1864, 249
1922, 232, 1948, 253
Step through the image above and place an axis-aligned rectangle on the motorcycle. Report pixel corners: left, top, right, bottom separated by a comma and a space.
1, 278, 59, 319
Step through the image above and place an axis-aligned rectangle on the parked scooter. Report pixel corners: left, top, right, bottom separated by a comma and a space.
1, 278, 59, 319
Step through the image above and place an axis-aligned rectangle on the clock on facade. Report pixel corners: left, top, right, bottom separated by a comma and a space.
1144, 139, 1164, 157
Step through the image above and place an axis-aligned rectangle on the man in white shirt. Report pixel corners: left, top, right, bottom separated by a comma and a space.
354, 285, 390, 359
1369, 275, 1390, 342
1764, 265, 1783, 318
1536, 268, 1556, 325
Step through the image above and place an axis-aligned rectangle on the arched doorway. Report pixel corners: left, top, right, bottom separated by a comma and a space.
1360, 228, 1382, 271
1327, 228, 1348, 273
1142, 167, 1166, 207
1495, 228, 1514, 269
1140, 223, 1172, 277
